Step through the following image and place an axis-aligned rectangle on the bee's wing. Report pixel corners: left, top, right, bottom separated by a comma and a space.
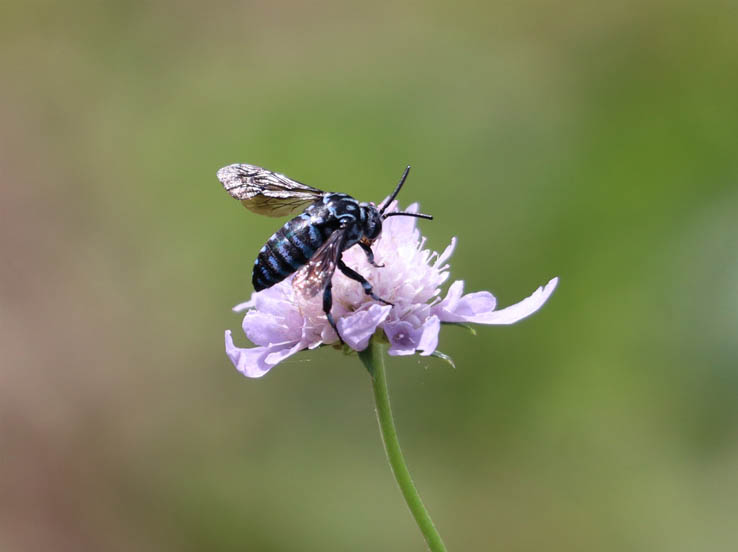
217, 163, 325, 217
292, 229, 347, 298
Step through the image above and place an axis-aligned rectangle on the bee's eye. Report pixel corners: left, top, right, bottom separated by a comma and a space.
359, 204, 382, 239
366, 212, 382, 239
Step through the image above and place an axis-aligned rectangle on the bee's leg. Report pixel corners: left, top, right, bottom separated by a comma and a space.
337, 259, 393, 306
323, 280, 345, 345
359, 241, 384, 268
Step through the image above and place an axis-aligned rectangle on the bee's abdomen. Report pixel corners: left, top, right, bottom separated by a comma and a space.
252, 214, 329, 291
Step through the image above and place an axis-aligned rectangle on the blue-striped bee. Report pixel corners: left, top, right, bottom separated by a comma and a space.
217, 163, 432, 344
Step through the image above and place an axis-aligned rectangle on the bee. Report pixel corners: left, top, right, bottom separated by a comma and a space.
217, 163, 432, 344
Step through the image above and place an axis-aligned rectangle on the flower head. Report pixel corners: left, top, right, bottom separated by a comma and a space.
225, 201, 558, 377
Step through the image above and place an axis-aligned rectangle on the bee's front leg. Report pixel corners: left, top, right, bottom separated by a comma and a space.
337, 259, 393, 306
359, 241, 384, 268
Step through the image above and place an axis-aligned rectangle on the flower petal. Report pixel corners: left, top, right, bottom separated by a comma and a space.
415, 315, 441, 356
432, 280, 488, 319
242, 308, 302, 347
265, 341, 306, 365
252, 282, 297, 316
225, 330, 303, 378
232, 297, 255, 312
385, 315, 441, 356
435, 237, 457, 268
435, 277, 558, 325
384, 320, 417, 356
338, 304, 392, 351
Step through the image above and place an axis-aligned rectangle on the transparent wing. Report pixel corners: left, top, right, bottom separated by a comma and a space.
292, 229, 346, 298
217, 163, 325, 217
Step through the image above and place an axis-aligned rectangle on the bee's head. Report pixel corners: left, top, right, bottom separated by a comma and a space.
360, 203, 383, 240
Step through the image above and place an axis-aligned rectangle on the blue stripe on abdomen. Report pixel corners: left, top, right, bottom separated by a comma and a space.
252, 209, 337, 291
274, 239, 303, 269
286, 231, 314, 263
265, 250, 289, 276
252, 263, 272, 291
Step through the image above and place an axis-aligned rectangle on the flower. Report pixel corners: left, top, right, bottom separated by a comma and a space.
225, 201, 558, 378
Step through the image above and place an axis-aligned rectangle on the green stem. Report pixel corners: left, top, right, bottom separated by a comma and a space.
359, 340, 448, 552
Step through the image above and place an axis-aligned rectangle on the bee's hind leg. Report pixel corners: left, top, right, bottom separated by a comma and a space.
337, 259, 393, 306
323, 280, 345, 346
359, 241, 384, 268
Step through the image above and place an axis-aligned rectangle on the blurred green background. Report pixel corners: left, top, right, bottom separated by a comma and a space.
2, 0, 737, 550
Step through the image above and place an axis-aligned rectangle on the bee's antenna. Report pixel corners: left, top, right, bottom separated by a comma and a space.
379, 165, 411, 215
382, 211, 434, 220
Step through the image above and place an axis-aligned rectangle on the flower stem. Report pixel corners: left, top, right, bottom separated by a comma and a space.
359, 340, 448, 552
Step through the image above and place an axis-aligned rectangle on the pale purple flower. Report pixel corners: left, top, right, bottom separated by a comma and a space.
225, 201, 558, 378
